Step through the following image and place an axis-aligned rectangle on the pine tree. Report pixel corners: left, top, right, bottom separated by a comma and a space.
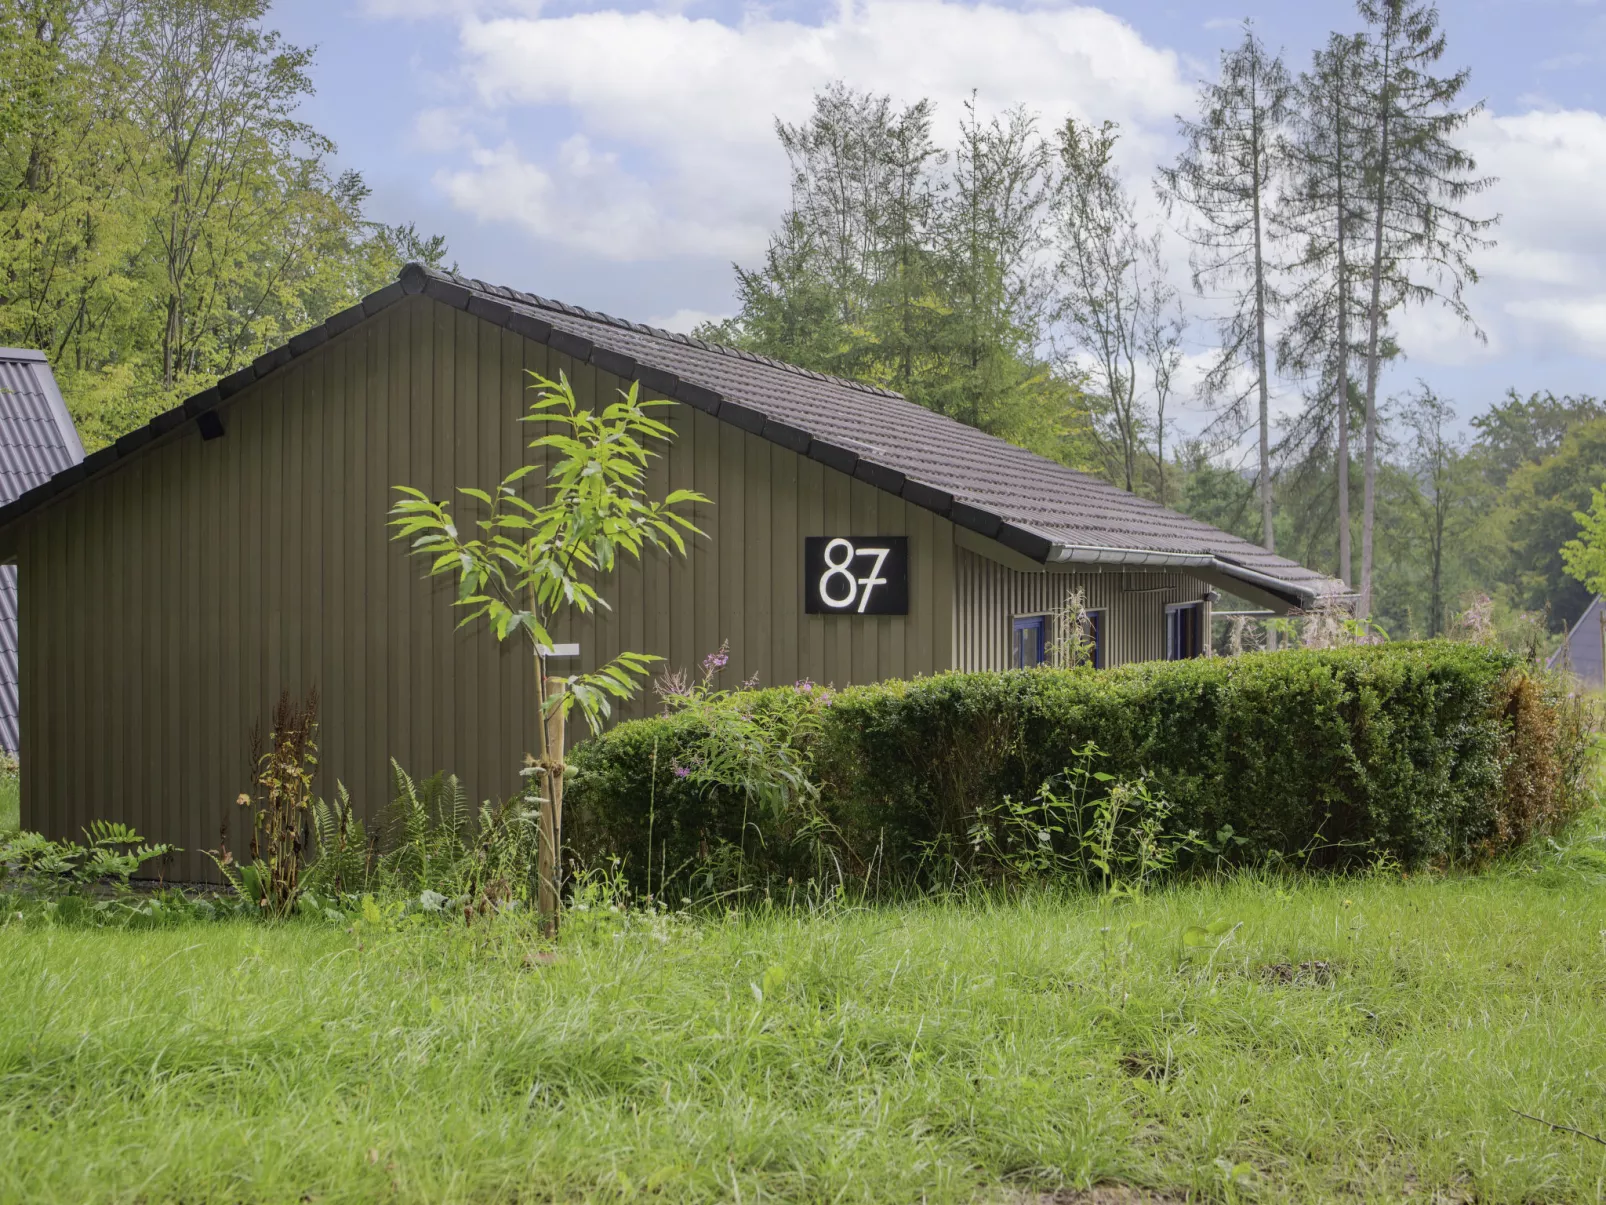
1277, 32, 1372, 587
1351, 0, 1495, 617
1159, 20, 1291, 548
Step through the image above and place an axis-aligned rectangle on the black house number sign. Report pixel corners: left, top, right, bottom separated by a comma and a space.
805, 537, 909, 615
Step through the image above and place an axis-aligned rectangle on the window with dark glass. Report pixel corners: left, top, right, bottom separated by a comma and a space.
1165, 603, 1203, 660
1081, 609, 1106, 669
1011, 615, 1046, 668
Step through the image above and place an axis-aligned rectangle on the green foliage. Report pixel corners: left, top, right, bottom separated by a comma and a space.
963, 743, 1200, 896
300, 784, 370, 902
569, 676, 838, 901
1563, 483, 1606, 605
372, 761, 541, 916
1471, 388, 1606, 491
0, 821, 174, 895
1509, 416, 1606, 626
0, 0, 446, 448
570, 643, 1593, 897
701, 84, 1099, 471
391, 371, 706, 737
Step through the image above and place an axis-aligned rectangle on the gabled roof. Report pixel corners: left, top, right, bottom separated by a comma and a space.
1549, 595, 1604, 686
0, 347, 84, 504
0, 264, 1346, 609
0, 348, 84, 754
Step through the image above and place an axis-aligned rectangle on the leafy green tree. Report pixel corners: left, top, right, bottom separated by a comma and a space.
704, 84, 1097, 471
0, 0, 445, 447
1562, 488, 1606, 600
1469, 389, 1605, 490
1052, 117, 1181, 497
1493, 417, 1606, 630
1400, 383, 1477, 636
931, 98, 1052, 429
390, 373, 705, 927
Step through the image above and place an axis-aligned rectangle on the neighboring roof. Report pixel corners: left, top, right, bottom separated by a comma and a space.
0, 348, 84, 754
0, 265, 1347, 609
0, 347, 84, 504
1549, 594, 1604, 687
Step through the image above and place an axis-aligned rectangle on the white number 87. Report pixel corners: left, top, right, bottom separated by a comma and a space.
819, 538, 892, 613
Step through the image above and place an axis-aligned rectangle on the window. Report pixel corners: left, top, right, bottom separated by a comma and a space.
1011, 615, 1046, 668
1081, 609, 1106, 669
1165, 603, 1203, 660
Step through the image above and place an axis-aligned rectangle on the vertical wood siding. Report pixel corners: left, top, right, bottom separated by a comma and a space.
952, 547, 1213, 670
17, 297, 956, 878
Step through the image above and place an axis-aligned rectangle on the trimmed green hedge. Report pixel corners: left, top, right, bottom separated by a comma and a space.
567, 643, 1595, 893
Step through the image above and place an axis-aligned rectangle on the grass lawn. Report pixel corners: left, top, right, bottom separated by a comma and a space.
2, 837, 1606, 1203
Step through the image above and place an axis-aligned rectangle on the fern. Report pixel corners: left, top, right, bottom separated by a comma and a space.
372, 762, 542, 911
2, 824, 174, 894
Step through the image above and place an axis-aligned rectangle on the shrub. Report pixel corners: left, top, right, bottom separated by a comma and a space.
567, 684, 837, 900
567, 642, 1596, 895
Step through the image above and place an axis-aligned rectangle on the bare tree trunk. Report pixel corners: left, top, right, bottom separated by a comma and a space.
163, 292, 179, 389
1360, 141, 1389, 618
1429, 500, 1444, 637
1250, 75, 1275, 554
1359, 26, 1395, 620
1336, 161, 1352, 589
1253, 184, 1273, 553
1336, 237, 1349, 591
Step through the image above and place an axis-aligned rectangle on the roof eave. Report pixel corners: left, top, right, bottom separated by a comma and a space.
1046, 540, 1345, 614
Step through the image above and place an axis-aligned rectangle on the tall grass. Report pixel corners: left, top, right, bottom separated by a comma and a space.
2, 821, 1606, 1202
0, 761, 17, 832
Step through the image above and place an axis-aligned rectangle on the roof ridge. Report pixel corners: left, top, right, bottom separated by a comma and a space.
438, 267, 908, 403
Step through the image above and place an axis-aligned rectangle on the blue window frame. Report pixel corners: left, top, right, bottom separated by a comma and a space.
1166, 603, 1203, 660
1083, 609, 1106, 669
1011, 615, 1046, 668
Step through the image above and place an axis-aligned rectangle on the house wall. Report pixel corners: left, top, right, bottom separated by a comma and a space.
15, 295, 957, 879
952, 547, 1213, 670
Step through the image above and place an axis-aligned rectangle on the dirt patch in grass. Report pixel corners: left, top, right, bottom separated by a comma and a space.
1117, 1049, 1172, 1081
1025, 1187, 1191, 1204
1257, 959, 1336, 986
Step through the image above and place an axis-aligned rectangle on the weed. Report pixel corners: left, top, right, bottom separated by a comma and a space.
212, 688, 321, 916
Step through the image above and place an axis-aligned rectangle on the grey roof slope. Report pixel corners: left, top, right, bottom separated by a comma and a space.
0, 265, 1345, 608
0, 349, 84, 754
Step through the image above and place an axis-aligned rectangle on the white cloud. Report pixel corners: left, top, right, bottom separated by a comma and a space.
647, 307, 729, 335
1506, 297, 1606, 350
387, 0, 1606, 380
1336, 107, 1606, 368
1454, 107, 1606, 359
419, 0, 1189, 260
435, 135, 763, 260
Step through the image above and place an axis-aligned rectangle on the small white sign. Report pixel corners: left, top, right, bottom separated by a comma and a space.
539, 643, 581, 659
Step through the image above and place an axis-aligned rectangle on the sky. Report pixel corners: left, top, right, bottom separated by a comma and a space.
269, 0, 1606, 442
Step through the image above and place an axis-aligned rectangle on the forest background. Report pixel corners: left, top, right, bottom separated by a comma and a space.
2, 0, 1599, 647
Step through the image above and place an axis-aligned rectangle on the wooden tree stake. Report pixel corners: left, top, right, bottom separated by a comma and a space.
538, 678, 567, 934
